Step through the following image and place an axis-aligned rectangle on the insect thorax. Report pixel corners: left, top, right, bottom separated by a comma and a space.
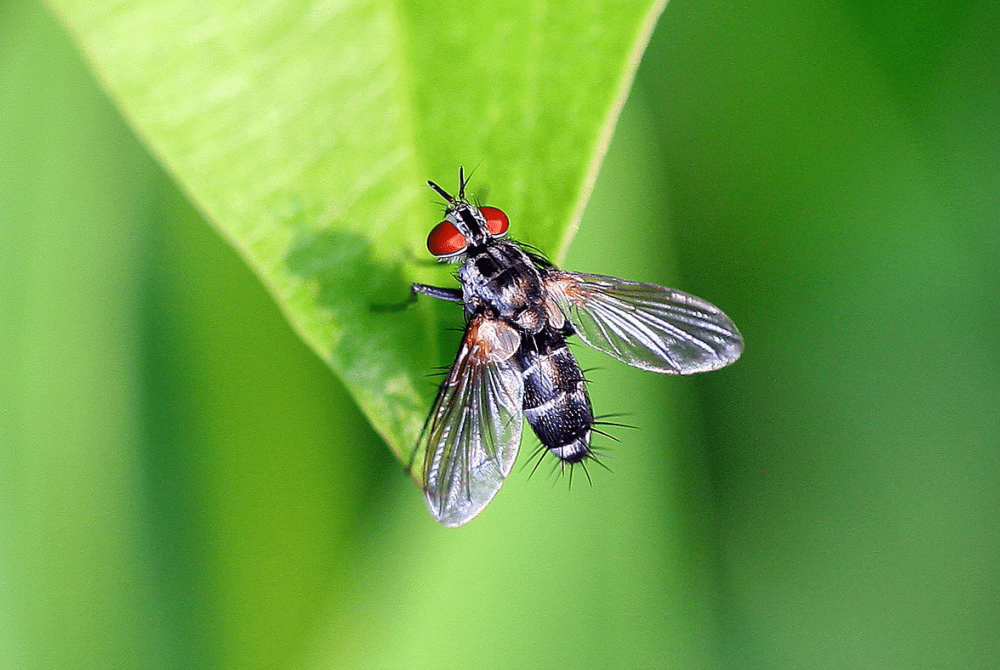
458, 241, 548, 333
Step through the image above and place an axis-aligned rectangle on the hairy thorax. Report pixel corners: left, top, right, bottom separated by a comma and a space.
459, 242, 549, 334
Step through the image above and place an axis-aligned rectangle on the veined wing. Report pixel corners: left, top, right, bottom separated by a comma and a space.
416, 313, 524, 527
545, 271, 743, 374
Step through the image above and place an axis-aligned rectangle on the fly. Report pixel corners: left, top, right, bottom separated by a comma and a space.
409, 168, 743, 527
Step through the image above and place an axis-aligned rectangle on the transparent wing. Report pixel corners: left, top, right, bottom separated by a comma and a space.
416, 314, 524, 527
545, 271, 743, 374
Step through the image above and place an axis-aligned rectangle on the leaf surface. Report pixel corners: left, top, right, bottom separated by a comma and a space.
49, 0, 666, 459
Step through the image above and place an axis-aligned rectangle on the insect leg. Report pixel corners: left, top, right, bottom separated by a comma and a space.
371, 284, 463, 312
412, 284, 464, 303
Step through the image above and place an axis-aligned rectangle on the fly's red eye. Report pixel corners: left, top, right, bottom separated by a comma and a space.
427, 220, 467, 257
480, 207, 509, 237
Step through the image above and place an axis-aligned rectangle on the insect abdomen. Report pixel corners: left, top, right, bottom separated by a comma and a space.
517, 330, 593, 463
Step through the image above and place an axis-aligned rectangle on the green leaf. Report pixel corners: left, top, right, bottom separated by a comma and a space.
47, 0, 666, 462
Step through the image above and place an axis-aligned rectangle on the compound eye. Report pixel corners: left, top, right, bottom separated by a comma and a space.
480, 207, 509, 238
426, 220, 468, 258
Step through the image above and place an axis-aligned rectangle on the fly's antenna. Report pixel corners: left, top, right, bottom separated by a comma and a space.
427, 180, 454, 203
457, 166, 468, 200
429, 166, 473, 204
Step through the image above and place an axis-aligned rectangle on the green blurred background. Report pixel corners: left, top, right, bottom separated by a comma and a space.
3, 0, 999, 668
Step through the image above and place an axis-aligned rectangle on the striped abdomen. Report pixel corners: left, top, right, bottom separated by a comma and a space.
516, 329, 593, 463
